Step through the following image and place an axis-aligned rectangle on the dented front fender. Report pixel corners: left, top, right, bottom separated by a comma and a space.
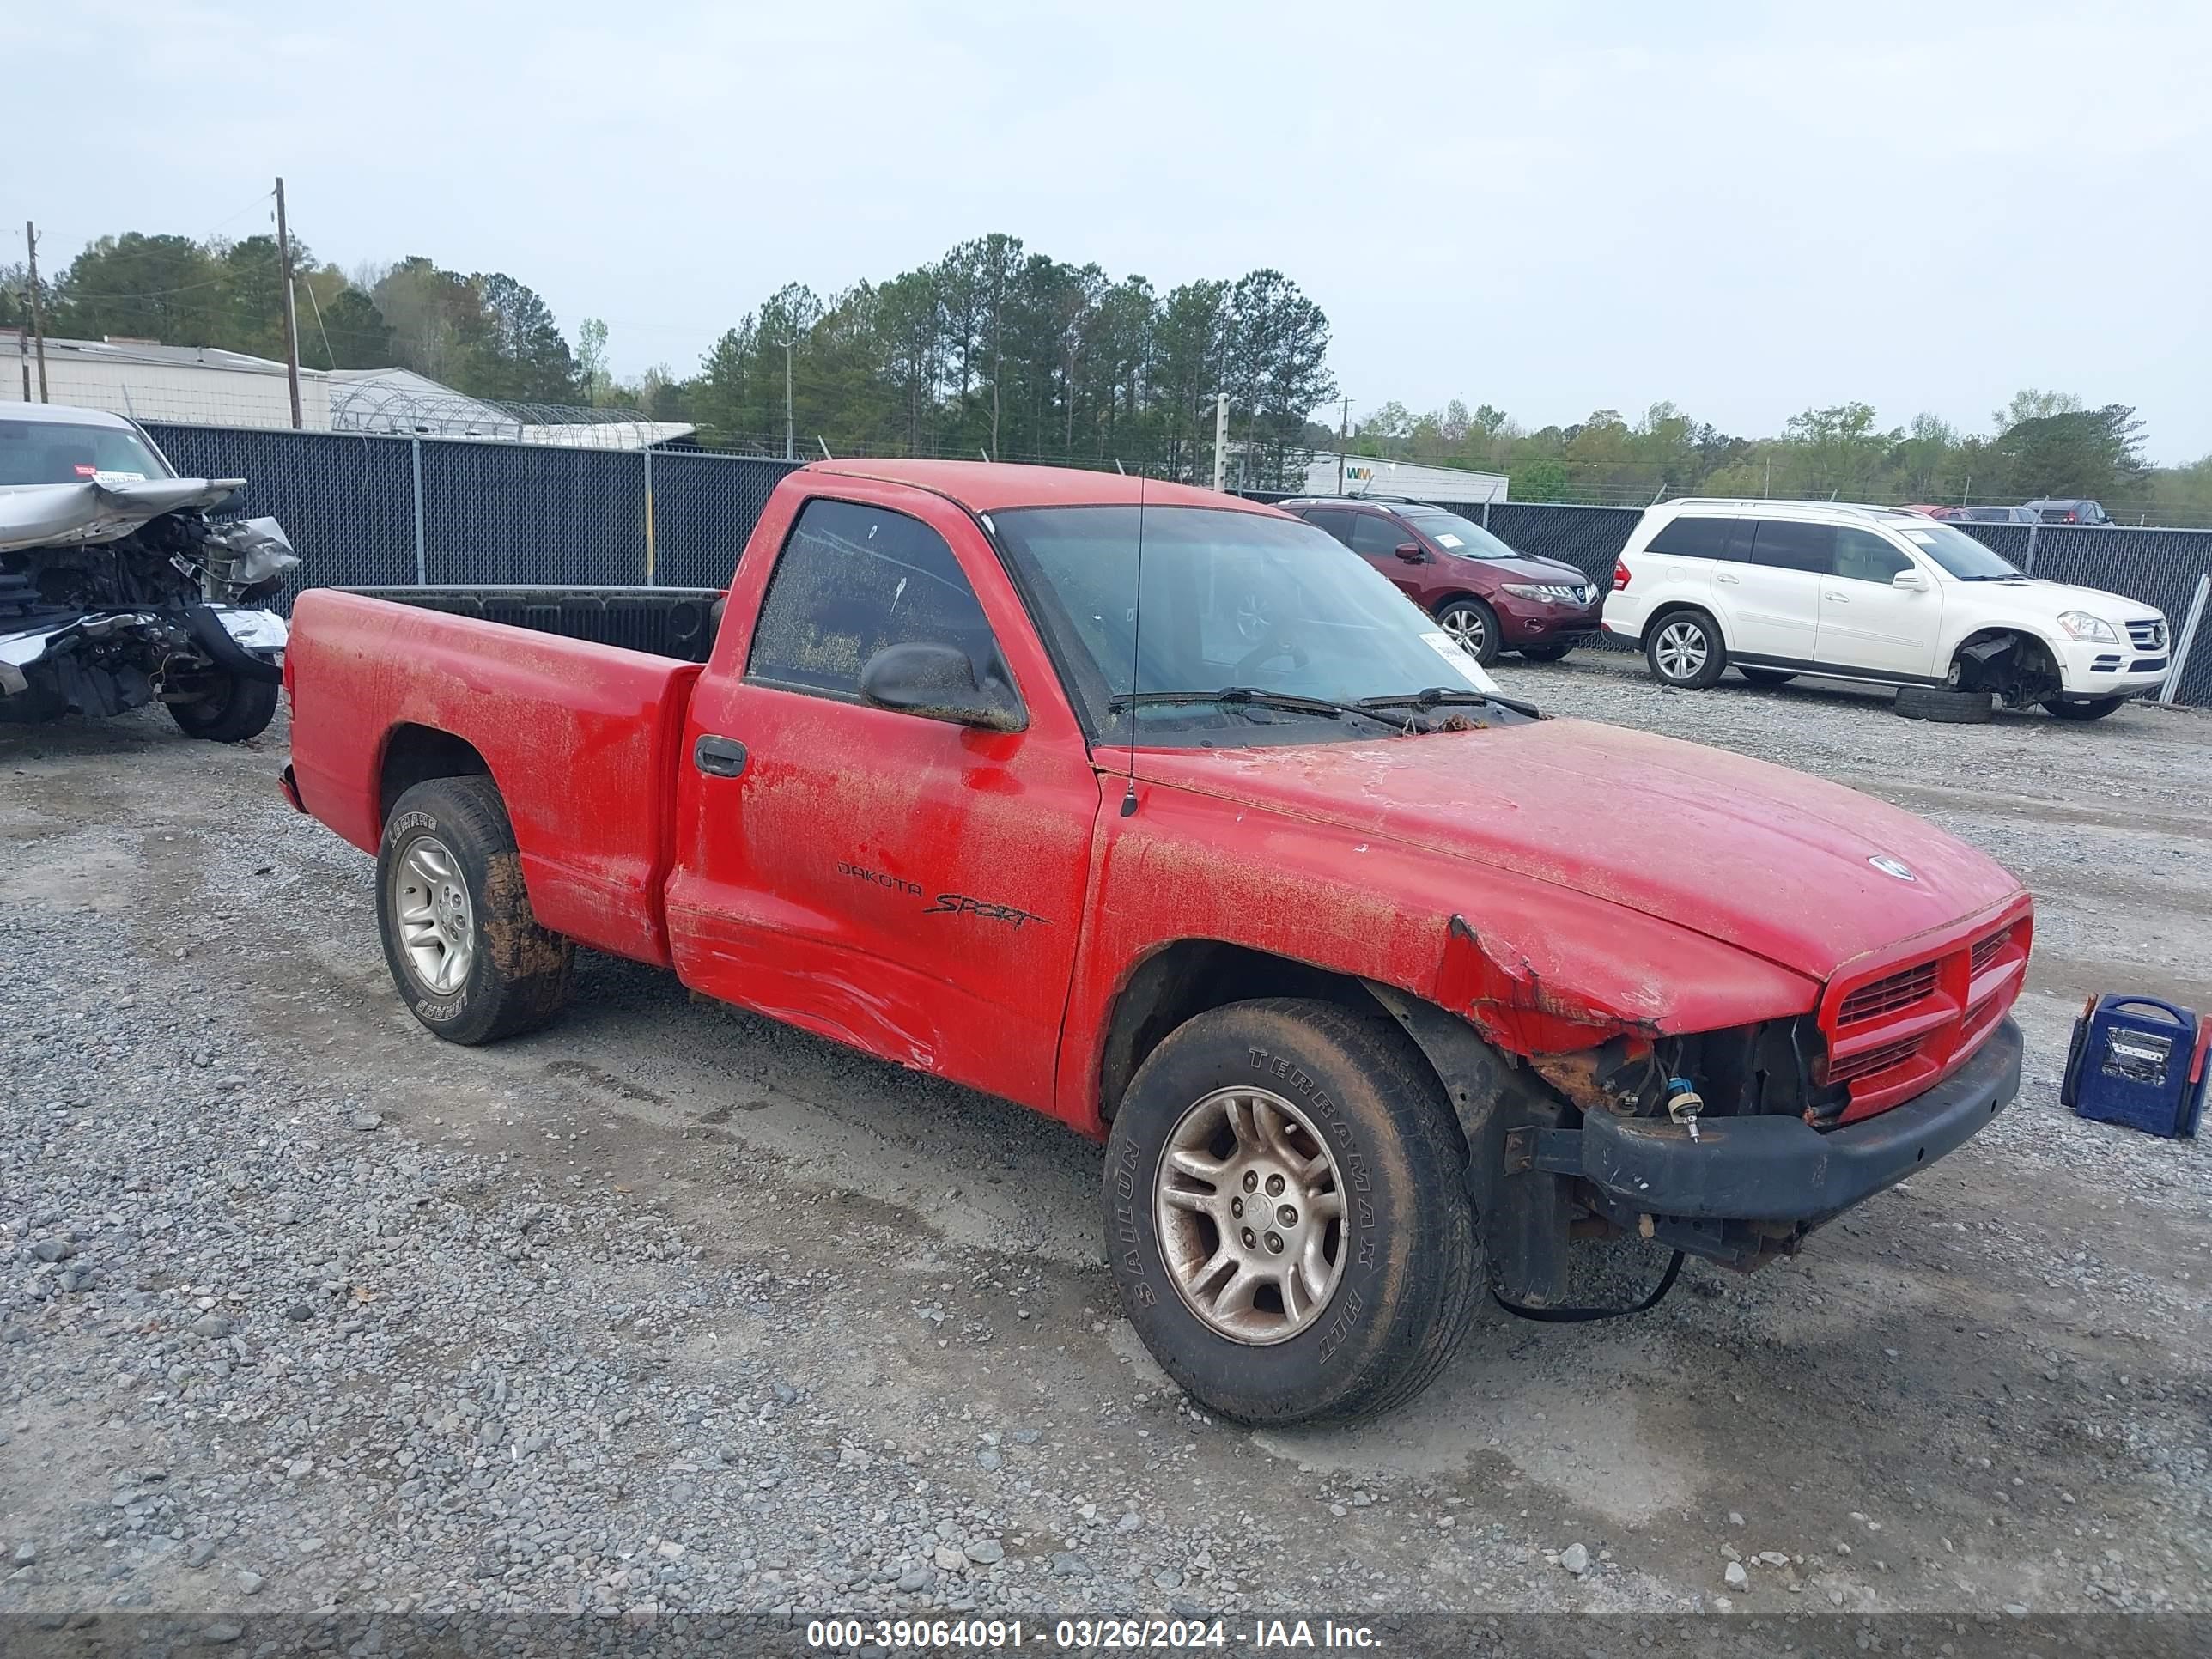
1431, 903, 1820, 1059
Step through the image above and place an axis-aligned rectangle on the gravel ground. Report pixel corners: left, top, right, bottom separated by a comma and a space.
2, 654, 2208, 1638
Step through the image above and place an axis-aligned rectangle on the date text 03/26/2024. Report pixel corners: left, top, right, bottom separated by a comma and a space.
804, 1618, 1381, 1650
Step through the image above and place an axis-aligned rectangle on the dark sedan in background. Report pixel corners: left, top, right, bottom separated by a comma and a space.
1275, 495, 1602, 664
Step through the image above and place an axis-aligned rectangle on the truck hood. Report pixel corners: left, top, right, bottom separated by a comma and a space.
1135, 718, 2024, 981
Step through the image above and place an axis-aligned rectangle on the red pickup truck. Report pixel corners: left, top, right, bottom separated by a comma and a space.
283, 460, 2031, 1425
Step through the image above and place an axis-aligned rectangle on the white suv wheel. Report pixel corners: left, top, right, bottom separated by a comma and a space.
1655, 621, 1708, 680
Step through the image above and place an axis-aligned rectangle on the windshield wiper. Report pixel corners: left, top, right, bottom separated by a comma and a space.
1109, 687, 1416, 732
1356, 685, 1544, 720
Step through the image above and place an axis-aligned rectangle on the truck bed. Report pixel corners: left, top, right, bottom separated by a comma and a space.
343, 586, 725, 664
287, 588, 703, 967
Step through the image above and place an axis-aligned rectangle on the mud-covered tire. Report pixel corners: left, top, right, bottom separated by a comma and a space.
2044, 696, 2127, 722
1644, 609, 1727, 688
168, 672, 279, 743
1894, 684, 1993, 724
376, 777, 574, 1045
1103, 999, 1478, 1426
1737, 666, 1797, 686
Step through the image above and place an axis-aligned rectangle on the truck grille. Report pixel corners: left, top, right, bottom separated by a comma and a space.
1817, 905, 2032, 1123
1838, 961, 1940, 1026
2127, 618, 2166, 650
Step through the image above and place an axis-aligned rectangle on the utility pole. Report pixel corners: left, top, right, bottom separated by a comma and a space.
1211, 392, 1228, 493
782, 341, 794, 460
274, 178, 303, 428
1336, 395, 1351, 493
25, 221, 49, 402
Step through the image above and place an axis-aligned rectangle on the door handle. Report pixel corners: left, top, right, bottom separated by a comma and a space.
693, 734, 748, 777
1715, 573, 1741, 585
1824, 591, 1849, 603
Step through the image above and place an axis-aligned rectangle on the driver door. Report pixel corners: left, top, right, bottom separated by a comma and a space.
1815, 527, 1941, 678
1347, 511, 1425, 599
665, 483, 1100, 1110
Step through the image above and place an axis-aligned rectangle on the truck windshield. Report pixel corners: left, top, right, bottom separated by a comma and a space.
0, 418, 175, 486
991, 504, 1518, 745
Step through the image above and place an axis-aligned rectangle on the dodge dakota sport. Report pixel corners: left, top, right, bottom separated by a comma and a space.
282, 460, 2031, 1425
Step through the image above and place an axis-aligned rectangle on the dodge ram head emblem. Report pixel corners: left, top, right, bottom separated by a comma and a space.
1869, 854, 1917, 882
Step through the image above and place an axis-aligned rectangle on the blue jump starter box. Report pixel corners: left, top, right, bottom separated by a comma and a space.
2062, 995, 2208, 1139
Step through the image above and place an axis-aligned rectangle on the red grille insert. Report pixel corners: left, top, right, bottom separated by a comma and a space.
1838, 960, 1940, 1025
1819, 902, 2033, 1124
1970, 929, 2008, 977
1827, 1036, 1921, 1085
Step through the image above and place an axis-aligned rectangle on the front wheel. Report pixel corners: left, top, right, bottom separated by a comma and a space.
1103, 999, 1478, 1425
168, 671, 279, 743
2045, 696, 2127, 722
1434, 598, 1502, 666
377, 776, 575, 1045
1645, 611, 1727, 688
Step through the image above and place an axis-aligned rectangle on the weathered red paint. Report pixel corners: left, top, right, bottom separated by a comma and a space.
285, 459, 2032, 1136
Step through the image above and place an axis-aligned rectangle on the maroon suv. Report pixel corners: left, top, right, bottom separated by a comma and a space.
1278, 496, 1602, 664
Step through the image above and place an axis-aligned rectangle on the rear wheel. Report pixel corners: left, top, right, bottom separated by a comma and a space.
1894, 684, 1993, 724
377, 776, 574, 1045
1737, 666, 1797, 686
1516, 641, 1575, 663
1645, 610, 1727, 688
167, 670, 279, 743
2045, 696, 2127, 721
1103, 999, 1478, 1425
1434, 598, 1501, 665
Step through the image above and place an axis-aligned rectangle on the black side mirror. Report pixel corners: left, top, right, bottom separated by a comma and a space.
1394, 541, 1425, 563
858, 641, 1024, 732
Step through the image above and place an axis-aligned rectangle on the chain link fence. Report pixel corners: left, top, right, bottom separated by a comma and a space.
137, 420, 2212, 708
142, 422, 800, 608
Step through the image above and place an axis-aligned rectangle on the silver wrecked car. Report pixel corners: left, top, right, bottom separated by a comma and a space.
1, 402, 295, 741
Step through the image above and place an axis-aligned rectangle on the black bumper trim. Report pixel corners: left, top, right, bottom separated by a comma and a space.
1577, 1018, 2023, 1223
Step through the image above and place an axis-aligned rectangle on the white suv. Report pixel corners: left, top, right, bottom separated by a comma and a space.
1601, 500, 2171, 721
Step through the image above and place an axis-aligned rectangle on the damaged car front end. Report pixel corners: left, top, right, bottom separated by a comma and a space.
1, 404, 295, 743
1384, 893, 2031, 1309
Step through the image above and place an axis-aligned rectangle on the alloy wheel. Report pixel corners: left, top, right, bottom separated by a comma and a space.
390, 836, 475, 994
1655, 619, 1709, 681
1153, 1086, 1347, 1345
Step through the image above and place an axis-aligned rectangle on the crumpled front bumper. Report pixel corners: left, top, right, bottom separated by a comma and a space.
0, 605, 288, 698
1573, 1018, 2023, 1224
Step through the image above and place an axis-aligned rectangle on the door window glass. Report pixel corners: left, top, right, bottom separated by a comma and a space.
746, 498, 1003, 699
1645, 515, 1738, 559
1302, 508, 1357, 548
1832, 528, 1913, 584
1348, 514, 1409, 557
1746, 520, 1835, 574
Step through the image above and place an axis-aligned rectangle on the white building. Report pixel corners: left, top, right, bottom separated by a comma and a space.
1301, 450, 1509, 505
2, 337, 693, 450
2, 335, 332, 429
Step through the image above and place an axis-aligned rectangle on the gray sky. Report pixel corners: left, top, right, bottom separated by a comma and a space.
23, 1, 2212, 461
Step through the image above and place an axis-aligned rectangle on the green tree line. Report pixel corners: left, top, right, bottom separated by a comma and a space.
6, 227, 2208, 516
2, 229, 1338, 489
0, 233, 580, 404
1347, 392, 2212, 523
